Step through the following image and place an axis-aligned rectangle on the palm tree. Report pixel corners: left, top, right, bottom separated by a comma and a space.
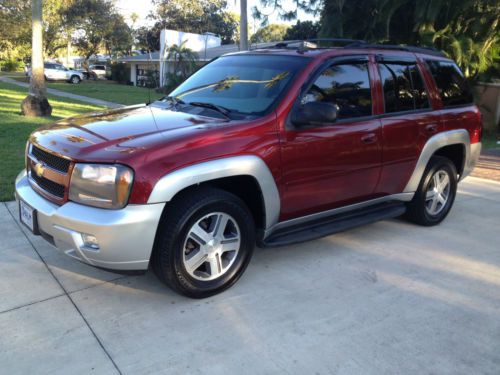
21, 0, 52, 116
166, 41, 199, 79
240, 0, 249, 50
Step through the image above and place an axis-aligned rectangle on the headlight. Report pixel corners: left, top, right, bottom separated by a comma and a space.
69, 164, 134, 209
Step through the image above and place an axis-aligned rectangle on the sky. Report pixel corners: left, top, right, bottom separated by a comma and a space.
115, 0, 318, 33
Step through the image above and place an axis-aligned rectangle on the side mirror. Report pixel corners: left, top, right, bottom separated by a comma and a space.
291, 101, 338, 127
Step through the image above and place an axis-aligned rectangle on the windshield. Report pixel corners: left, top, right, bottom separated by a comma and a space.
167, 54, 311, 116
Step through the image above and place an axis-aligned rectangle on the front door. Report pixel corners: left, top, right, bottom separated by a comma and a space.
280, 58, 382, 220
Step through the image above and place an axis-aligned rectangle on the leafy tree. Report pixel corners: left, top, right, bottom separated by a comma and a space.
60, 0, 133, 61
150, 0, 239, 44
136, 25, 162, 52
63, 0, 115, 59
103, 14, 133, 58
250, 24, 289, 43
254, 0, 500, 78
43, 0, 74, 57
0, 1, 32, 61
284, 20, 320, 40
0, 0, 76, 61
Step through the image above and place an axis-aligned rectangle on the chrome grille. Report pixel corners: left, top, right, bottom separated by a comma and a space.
31, 145, 70, 173
30, 172, 65, 198
27, 144, 72, 203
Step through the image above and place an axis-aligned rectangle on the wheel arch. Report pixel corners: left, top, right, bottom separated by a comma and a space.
403, 129, 470, 193
147, 155, 281, 230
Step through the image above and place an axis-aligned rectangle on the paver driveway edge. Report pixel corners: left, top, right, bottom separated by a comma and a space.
4, 202, 123, 375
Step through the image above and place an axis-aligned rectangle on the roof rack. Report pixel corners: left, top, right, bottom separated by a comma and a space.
251, 38, 366, 52
250, 39, 447, 57
345, 42, 447, 57
306, 38, 367, 47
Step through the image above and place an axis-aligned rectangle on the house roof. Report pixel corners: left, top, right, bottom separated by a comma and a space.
118, 42, 284, 63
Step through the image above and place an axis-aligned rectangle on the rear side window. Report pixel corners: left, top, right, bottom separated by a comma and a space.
425, 60, 473, 107
303, 62, 372, 120
378, 62, 429, 113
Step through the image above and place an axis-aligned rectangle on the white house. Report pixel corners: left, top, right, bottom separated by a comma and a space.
119, 29, 288, 87
119, 29, 239, 87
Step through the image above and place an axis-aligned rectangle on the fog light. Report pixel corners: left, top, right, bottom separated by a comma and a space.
82, 233, 100, 250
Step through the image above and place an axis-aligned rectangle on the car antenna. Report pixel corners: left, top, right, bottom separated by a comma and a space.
145, 32, 159, 130
146, 32, 155, 105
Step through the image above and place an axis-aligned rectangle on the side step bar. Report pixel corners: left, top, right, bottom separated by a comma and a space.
261, 202, 406, 247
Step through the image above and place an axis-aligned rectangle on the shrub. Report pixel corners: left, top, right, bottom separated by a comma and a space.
0, 59, 24, 72
157, 73, 185, 94
110, 62, 130, 84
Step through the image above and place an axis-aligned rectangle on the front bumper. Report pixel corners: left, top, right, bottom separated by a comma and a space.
15, 170, 165, 271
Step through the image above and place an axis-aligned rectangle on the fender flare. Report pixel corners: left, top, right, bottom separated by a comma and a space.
403, 129, 470, 193
147, 155, 281, 229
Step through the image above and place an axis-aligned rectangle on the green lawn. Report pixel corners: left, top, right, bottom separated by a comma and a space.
13, 77, 163, 105
0, 80, 105, 201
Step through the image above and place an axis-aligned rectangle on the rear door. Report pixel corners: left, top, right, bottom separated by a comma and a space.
44, 63, 56, 79
423, 60, 479, 139
374, 56, 442, 194
280, 56, 382, 219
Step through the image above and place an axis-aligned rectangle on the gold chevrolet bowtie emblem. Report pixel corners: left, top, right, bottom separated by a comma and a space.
33, 162, 45, 178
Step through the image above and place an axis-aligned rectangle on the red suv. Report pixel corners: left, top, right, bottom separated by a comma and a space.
16, 41, 482, 298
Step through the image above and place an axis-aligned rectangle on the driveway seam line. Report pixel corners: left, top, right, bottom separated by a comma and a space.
5, 202, 123, 375
0, 293, 65, 315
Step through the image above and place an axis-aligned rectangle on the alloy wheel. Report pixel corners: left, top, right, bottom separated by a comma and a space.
182, 212, 241, 281
425, 170, 451, 216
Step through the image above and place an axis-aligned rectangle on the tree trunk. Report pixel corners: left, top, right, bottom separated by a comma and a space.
21, 0, 52, 117
239, 0, 249, 51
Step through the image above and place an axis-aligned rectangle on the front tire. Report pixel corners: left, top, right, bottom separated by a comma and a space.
152, 188, 255, 298
406, 156, 457, 226
70, 75, 81, 84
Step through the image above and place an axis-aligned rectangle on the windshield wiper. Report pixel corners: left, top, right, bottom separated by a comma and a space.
188, 101, 232, 119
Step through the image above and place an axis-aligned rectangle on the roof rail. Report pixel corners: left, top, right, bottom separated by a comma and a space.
306, 38, 367, 46
249, 39, 447, 58
251, 39, 366, 51
345, 42, 447, 57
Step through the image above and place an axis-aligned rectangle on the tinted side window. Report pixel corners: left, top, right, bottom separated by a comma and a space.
409, 65, 429, 109
303, 63, 372, 119
378, 62, 429, 113
44, 63, 54, 69
425, 60, 473, 106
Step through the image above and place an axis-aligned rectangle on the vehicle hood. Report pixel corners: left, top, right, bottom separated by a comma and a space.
30, 104, 228, 161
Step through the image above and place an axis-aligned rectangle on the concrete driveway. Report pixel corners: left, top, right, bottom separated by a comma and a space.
1, 176, 500, 375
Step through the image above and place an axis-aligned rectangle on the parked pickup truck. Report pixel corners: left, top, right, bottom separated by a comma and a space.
15, 41, 482, 298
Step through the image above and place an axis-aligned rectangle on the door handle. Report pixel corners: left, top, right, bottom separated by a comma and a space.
361, 133, 377, 144
425, 123, 438, 134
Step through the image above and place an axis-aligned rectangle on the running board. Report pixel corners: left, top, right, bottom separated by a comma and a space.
261, 202, 406, 247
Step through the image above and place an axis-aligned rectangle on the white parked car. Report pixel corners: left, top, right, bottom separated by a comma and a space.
27, 63, 84, 84
88, 64, 107, 79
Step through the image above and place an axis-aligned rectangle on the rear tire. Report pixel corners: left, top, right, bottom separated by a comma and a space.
406, 156, 457, 226
152, 187, 255, 298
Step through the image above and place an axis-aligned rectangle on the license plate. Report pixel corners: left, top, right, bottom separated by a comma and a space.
19, 199, 36, 233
